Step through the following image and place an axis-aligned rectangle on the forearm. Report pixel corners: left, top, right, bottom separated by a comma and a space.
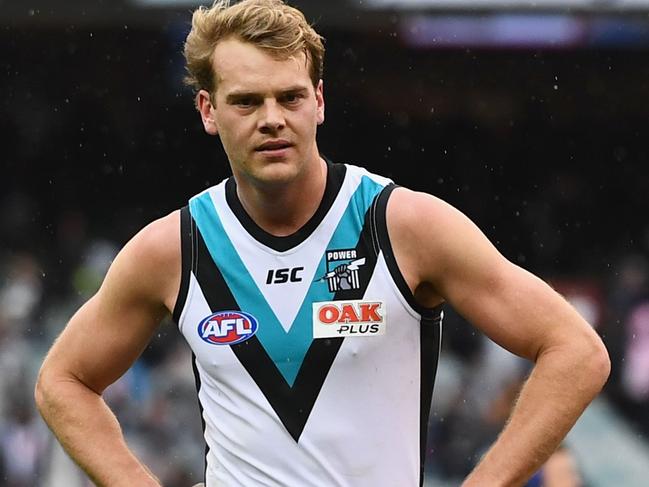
35, 376, 160, 487
462, 343, 609, 487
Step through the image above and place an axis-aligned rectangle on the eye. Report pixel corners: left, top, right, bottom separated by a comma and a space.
228, 95, 261, 109
236, 97, 255, 108
281, 92, 304, 105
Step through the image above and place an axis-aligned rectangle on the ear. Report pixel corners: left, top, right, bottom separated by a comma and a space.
315, 79, 325, 125
196, 89, 218, 136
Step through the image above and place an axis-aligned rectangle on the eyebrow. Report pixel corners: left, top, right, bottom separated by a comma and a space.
280, 86, 309, 94
225, 92, 260, 104
225, 86, 309, 103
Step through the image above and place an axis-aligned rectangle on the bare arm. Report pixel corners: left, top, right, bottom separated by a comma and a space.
34, 211, 181, 487
387, 188, 610, 487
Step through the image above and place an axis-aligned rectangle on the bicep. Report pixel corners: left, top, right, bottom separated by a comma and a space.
390, 189, 593, 361
443, 257, 587, 361
41, 214, 179, 393
46, 285, 164, 394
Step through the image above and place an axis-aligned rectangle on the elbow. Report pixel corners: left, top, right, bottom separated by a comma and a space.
580, 334, 611, 396
35, 362, 99, 420
543, 329, 611, 398
34, 367, 50, 417
593, 338, 611, 389
34, 364, 63, 420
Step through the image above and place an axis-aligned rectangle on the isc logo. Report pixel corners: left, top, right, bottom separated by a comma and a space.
198, 311, 259, 345
266, 266, 304, 285
312, 300, 386, 339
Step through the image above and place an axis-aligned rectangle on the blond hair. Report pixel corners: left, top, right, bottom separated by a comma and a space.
183, 0, 325, 95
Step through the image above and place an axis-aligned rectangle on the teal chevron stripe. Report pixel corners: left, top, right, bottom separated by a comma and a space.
189, 175, 384, 386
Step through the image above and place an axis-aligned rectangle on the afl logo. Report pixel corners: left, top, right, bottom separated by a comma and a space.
198, 311, 259, 345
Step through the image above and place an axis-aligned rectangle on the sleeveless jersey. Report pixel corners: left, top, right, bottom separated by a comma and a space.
172, 162, 443, 487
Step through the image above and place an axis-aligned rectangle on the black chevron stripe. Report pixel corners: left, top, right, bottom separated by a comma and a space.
419, 312, 442, 486
191, 188, 386, 442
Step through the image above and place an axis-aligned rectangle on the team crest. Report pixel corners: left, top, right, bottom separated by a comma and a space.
317, 248, 365, 292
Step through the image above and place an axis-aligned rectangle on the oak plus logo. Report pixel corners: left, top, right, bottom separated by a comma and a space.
312, 300, 386, 338
317, 248, 365, 292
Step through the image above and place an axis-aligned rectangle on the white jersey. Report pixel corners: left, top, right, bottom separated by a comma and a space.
173, 162, 443, 487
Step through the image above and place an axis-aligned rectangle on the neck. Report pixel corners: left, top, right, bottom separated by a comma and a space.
235, 157, 328, 237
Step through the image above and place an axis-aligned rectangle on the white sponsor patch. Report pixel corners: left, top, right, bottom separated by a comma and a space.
313, 300, 386, 338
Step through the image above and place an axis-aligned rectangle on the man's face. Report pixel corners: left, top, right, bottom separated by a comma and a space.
198, 38, 324, 187
542, 449, 582, 487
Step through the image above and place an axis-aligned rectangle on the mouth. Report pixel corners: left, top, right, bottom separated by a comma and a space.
255, 140, 294, 152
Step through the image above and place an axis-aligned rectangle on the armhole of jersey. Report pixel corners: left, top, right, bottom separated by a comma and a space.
172, 205, 193, 326
373, 185, 442, 320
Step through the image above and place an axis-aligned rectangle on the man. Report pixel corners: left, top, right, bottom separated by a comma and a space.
526, 444, 583, 487
35, 1, 610, 486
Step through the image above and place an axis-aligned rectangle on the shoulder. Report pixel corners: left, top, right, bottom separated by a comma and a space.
134, 210, 181, 259
384, 187, 509, 300
385, 186, 470, 251
99, 210, 181, 311
121, 210, 180, 272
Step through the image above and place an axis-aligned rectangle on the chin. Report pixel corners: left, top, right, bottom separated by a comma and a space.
249, 159, 302, 186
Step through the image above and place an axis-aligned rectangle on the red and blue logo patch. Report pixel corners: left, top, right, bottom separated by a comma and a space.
198, 311, 259, 345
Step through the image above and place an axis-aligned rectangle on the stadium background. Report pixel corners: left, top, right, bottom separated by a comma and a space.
2, 0, 649, 485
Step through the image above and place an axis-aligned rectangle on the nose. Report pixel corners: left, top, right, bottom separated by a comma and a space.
257, 99, 285, 133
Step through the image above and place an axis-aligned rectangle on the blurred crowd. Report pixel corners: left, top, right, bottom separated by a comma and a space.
0, 234, 205, 486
